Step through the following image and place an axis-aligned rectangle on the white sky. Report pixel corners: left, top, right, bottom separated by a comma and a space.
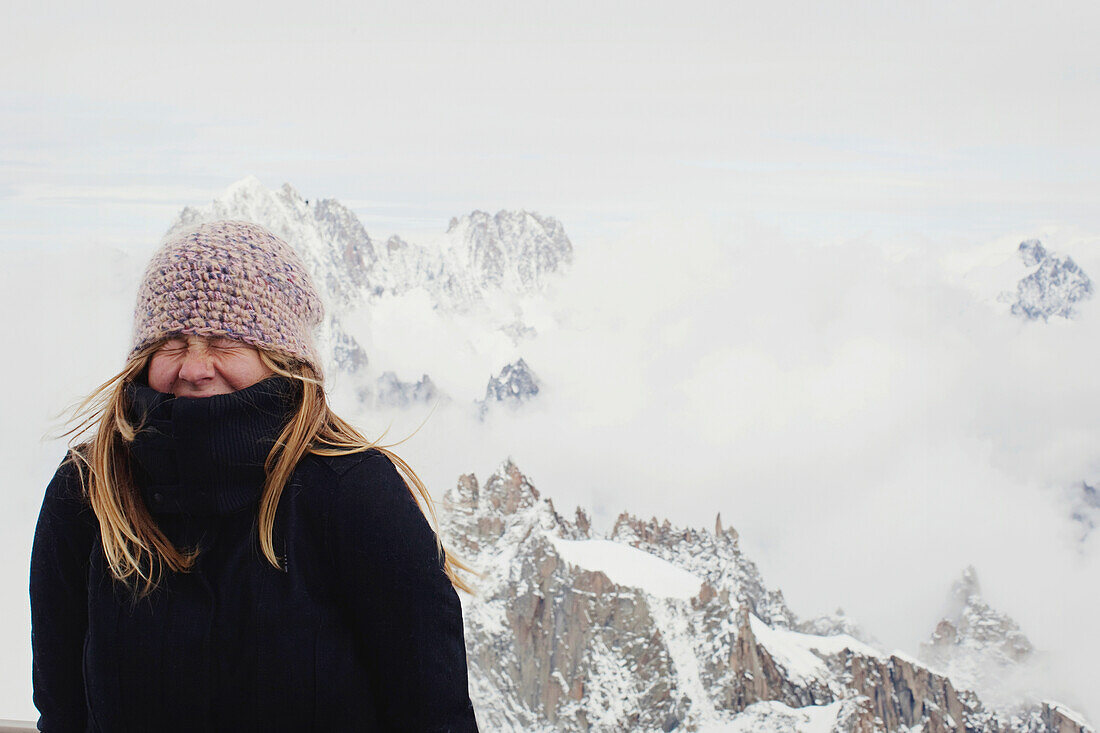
3, 0, 1100, 247
3, 0, 1100, 724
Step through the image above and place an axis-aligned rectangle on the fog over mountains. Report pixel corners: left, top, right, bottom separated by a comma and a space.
162, 178, 1096, 730
3, 177, 1098, 728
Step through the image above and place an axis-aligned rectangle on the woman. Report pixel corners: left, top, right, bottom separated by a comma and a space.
30, 220, 480, 732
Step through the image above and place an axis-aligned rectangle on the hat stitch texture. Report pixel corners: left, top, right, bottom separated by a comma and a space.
130, 220, 325, 375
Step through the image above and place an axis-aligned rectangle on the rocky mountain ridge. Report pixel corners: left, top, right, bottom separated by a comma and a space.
439, 459, 1094, 732
170, 176, 573, 313
167, 176, 567, 408
476, 358, 540, 419
918, 566, 1038, 712
1002, 239, 1093, 321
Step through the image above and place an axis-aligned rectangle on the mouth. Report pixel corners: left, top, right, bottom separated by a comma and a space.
172, 386, 230, 398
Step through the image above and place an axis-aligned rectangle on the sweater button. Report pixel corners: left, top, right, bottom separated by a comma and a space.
153, 492, 163, 503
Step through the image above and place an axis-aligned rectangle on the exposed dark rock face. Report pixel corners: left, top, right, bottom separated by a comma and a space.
476, 358, 539, 418
438, 460, 1094, 732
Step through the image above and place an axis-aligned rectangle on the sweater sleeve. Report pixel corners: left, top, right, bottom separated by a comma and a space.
332, 450, 479, 732
30, 456, 95, 733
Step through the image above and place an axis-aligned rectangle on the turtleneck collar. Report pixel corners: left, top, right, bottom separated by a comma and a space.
125, 376, 299, 516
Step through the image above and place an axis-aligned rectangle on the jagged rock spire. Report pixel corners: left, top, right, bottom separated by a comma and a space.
437, 458, 1090, 732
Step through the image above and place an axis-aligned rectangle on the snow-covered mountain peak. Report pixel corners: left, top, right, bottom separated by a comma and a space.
443, 209, 574, 295
950, 564, 982, 605
1003, 238, 1094, 321
220, 174, 267, 199
943, 234, 1096, 324
279, 181, 304, 201
172, 178, 573, 315
374, 372, 438, 409
440, 460, 1093, 731
926, 566, 1034, 664
1019, 239, 1047, 268
164, 177, 574, 409
171, 177, 376, 310
919, 566, 1046, 716
477, 359, 540, 419
608, 510, 796, 629
482, 457, 542, 515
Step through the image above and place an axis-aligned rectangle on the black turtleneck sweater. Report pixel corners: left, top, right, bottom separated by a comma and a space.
29, 376, 479, 732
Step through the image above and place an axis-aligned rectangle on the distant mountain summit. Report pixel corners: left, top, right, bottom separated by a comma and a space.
445, 209, 574, 295
1004, 239, 1093, 321
442, 461, 1094, 732
477, 358, 540, 419
172, 176, 376, 309
919, 566, 1039, 712
170, 176, 573, 313
168, 177, 569, 405
375, 371, 440, 409
923, 566, 1034, 666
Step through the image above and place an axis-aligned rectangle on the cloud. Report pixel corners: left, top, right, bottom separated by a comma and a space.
331, 213, 1100, 717
7, 183, 216, 208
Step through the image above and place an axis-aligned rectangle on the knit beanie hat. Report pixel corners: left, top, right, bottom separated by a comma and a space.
130, 220, 325, 375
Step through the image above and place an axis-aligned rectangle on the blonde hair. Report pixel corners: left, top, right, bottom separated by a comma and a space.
61, 341, 477, 599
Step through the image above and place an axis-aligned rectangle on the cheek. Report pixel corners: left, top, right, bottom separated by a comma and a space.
219, 352, 272, 388
147, 355, 178, 392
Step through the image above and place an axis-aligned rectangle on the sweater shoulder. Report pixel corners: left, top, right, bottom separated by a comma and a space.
298, 448, 416, 517
34, 451, 97, 546
299, 447, 388, 481
43, 450, 92, 509
295, 449, 402, 506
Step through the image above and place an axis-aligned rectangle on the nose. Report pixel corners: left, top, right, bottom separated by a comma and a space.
177, 347, 216, 384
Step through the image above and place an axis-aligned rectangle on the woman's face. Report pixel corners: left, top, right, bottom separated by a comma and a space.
148, 335, 273, 397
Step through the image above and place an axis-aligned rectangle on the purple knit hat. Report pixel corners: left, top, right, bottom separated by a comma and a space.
130, 220, 325, 374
